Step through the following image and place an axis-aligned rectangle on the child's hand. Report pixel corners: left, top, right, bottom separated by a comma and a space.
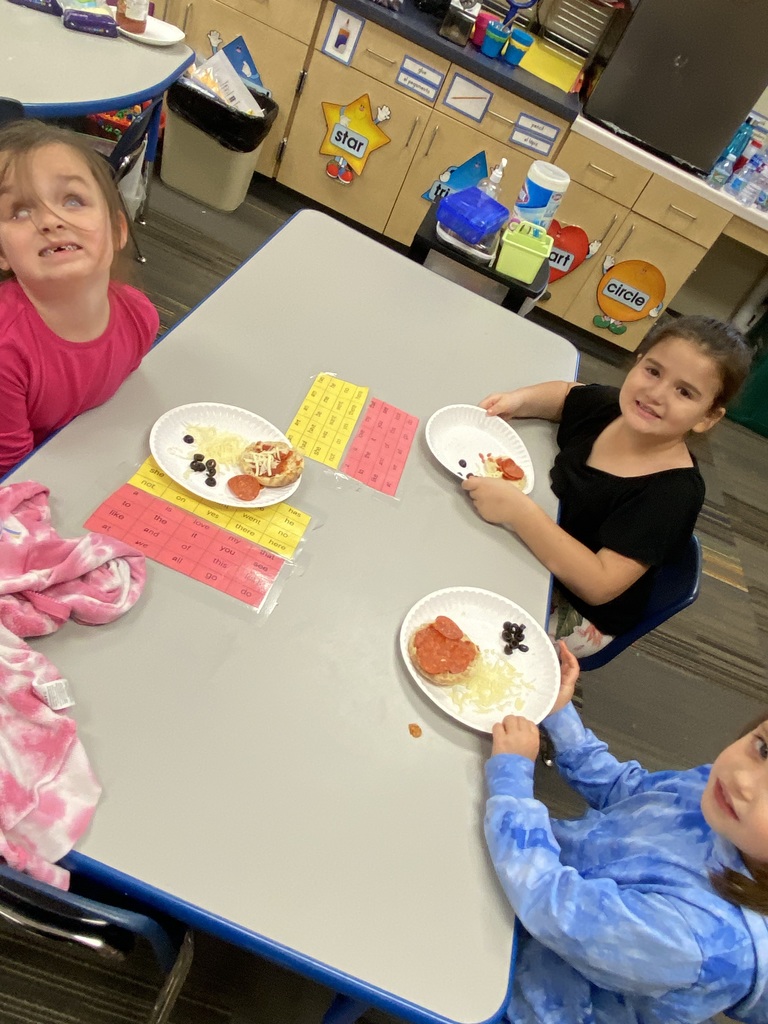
491, 715, 540, 760
462, 475, 528, 526
550, 640, 580, 715
479, 392, 523, 418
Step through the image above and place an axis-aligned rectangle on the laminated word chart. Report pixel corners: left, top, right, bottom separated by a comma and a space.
341, 399, 419, 496
128, 457, 310, 558
286, 373, 369, 469
85, 485, 284, 611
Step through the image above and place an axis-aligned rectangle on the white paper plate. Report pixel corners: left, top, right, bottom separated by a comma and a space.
425, 405, 535, 494
118, 15, 185, 45
149, 403, 301, 509
399, 587, 558, 733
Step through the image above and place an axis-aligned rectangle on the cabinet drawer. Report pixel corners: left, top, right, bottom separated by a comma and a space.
212, 0, 322, 43
633, 175, 731, 247
723, 215, 768, 256
315, 5, 450, 105
436, 67, 567, 160
555, 133, 651, 207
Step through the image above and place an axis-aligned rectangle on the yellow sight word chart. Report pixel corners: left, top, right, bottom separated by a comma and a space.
286, 373, 369, 468
127, 457, 311, 558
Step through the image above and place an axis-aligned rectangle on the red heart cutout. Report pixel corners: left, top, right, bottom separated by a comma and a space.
547, 220, 590, 282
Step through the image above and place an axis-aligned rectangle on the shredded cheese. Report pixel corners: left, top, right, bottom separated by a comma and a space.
240, 445, 287, 478
447, 651, 535, 714
183, 424, 251, 468
479, 453, 527, 491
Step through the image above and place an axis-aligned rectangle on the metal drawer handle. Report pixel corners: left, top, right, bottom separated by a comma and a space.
587, 162, 616, 180
668, 204, 698, 222
405, 116, 420, 149
614, 224, 634, 255
182, 1, 192, 31
487, 108, 516, 126
424, 125, 439, 157
365, 48, 396, 65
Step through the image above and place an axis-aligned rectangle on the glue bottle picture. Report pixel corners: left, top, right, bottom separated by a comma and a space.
334, 19, 351, 50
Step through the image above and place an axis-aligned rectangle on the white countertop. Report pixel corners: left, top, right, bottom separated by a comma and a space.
572, 116, 768, 232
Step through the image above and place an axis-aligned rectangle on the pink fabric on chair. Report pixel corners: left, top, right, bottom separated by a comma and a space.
0, 482, 146, 888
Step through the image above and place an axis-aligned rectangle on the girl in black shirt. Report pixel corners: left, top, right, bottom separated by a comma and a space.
463, 316, 751, 655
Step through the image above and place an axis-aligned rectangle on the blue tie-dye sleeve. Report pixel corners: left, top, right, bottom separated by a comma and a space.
485, 754, 703, 996
543, 702, 680, 809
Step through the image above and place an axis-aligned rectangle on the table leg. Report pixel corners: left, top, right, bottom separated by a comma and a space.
322, 994, 370, 1023
406, 234, 431, 266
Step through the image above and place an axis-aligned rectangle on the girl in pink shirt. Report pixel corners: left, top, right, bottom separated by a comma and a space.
0, 121, 159, 477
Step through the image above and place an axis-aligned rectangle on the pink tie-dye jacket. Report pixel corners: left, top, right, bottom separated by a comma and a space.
0, 481, 145, 888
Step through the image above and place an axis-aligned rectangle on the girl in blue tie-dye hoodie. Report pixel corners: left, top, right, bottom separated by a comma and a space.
486, 644, 768, 1024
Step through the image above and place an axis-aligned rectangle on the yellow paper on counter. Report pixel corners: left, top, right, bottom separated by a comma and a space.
286, 373, 369, 469
519, 37, 585, 94
130, 457, 311, 558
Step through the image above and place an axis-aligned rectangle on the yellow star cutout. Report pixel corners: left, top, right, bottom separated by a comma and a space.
320, 93, 390, 176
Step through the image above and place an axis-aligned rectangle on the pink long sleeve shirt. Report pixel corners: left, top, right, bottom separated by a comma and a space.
0, 279, 159, 476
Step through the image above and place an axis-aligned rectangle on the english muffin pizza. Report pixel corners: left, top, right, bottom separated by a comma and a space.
239, 441, 304, 488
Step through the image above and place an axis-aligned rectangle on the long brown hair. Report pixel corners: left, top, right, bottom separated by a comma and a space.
639, 315, 753, 408
710, 712, 768, 915
0, 119, 125, 282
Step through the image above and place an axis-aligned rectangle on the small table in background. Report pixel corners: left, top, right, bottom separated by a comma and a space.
407, 203, 551, 317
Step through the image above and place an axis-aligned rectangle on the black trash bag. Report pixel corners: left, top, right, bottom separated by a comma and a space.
166, 78, 279, 154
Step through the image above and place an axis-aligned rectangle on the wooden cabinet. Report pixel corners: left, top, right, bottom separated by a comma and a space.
537, 182, 628, 319
559, 213, 707, 352
435, 67, 568, 161
555, 133, 652, 207
634, 175, 732, 248
277, 53, 428, 233
205, 0, 323, 43
384, 109, 530, 246
164, 0, 309, 177
314, 3, 451, 104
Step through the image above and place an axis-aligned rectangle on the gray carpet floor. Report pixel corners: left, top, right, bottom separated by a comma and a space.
1, 171, 765, 1024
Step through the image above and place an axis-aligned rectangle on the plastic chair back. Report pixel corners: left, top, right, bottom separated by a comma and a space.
107, 95, 163, 182
578, 533, 702, 671
0, 863, 193, 1023
0, 98, 24, 126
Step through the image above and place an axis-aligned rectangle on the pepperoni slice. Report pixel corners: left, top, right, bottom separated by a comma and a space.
227, 474, 262, 500
432, 615, 463, 640
499, 457, 524, 481
416, 635, 477, 676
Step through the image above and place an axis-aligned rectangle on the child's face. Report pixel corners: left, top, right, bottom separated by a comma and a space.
701, 720, 768, 871
619, 336, 725, 441
0, 143, 124, 292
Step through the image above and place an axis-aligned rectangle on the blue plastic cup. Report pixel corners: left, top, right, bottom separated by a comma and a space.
480, 21, 507, 59
504, 28, 534, 66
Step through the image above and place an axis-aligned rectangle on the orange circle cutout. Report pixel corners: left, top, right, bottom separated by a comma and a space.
597, 260, 666, 323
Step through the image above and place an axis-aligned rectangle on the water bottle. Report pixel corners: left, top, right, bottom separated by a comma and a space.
707, 152, 736, 190
725, 154, 766, 203
742, 164, 768, 208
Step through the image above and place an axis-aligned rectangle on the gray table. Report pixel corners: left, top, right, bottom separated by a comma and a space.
9, 212, 578, 1024
1, 2, 192, 117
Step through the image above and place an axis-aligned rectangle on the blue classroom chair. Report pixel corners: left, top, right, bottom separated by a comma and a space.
0, 862, 193, 1023
578, 533, 703, 672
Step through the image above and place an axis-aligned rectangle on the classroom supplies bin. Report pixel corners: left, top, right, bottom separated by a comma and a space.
495, 219, 553, 283
436, 187, 509, 245
161, 79, 278, 212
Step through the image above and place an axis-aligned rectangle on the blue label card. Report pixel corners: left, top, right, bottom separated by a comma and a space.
442, 73, 492, 123
330, 123, 370, 158
516, 113, 560, 141
322, 6, 366, 65
396, 57, 445, 102
550, 247, 575, 273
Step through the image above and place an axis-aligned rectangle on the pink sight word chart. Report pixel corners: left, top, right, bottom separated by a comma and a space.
85, 485, 285, 611
341, 398, 419, 496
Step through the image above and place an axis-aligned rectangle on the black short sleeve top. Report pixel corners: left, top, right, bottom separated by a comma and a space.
549, 384, 705, 635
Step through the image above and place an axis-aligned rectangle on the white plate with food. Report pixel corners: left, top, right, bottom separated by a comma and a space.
118, 15, 185, 45
400, 587, 558, 733
425, 404, 535, 495
149, 403, 304, 509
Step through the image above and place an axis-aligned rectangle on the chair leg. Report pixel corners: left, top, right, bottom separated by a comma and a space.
148, 930, 194, 1024
124, 209, 147, 264
322, 994, 369, 1024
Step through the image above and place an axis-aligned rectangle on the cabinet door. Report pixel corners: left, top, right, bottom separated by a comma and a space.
538, 183, 628, 318
633, 175, 732, 248
164, 0, 308, 179
314, 3, 450, 105
211, 0, 322, 43
435, 67, 568, 161
384, 109, 530, 246
561, 213, 707, 352
277, 55, 428, 233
